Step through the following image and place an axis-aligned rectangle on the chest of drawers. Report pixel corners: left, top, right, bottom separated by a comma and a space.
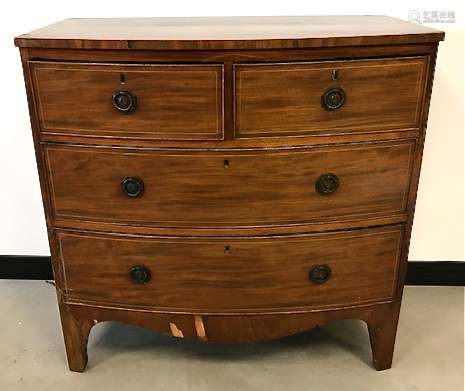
15, 16, 444, 372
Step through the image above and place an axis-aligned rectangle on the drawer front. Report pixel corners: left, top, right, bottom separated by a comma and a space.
45, 141, 414, 227
58, 226, 403, 312
235, 57, 427, 137
31, 62, 223, 140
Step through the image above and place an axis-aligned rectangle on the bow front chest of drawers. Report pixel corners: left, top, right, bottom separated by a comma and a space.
15, 16, 444, 372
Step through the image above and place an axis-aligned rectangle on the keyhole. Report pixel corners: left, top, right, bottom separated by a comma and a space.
120, 74, 126, 84
223, 159, 230, 169
224, 245, 231, 253
331, 69, 340, 81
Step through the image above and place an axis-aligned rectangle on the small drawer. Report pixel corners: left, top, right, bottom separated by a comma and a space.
235, 57, 427, 137
31, 61, 223, 140
45, 140, 414, 228
58, 226, 403, 312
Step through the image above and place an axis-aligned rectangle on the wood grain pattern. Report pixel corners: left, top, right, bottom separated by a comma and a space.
31, 62, 223, 140
235, 57, 427, 137
394, 45, 439, 299
62, 300, 401, 371
58, 302, 94, 372
58, 226, 403, 313
14, 16, 444, 50
38, 128, 420, 150
367, 300, 401, 370
44, 141, 414, 227
51, 213, 408, 238
15, 17, 442, 372
25, 43, 435, 148
24, 43, 437, 65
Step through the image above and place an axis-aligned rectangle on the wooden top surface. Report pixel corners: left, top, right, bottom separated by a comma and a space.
15, 16, 444, 50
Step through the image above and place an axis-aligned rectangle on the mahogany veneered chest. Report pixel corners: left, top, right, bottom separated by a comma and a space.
15, 16, 444, 372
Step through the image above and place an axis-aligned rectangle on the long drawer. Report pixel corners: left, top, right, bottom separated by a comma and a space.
44, 140, 414, 227
31, 61, 224, 140
58, 226, 403, 312
235, 57, 427, 137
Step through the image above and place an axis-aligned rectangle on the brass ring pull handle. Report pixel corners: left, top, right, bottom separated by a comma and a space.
309, 264, 331, 284
112, 90, 137, 113
129, 265, 151, 284
121, 176, 144, 198
321, 87, 345, 111
315, 173, 339, 195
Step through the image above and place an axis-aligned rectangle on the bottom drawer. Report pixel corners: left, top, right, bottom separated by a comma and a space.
57, 226, 403, 313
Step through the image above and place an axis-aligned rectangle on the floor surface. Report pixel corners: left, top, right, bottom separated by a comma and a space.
0, 281, 463, 391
